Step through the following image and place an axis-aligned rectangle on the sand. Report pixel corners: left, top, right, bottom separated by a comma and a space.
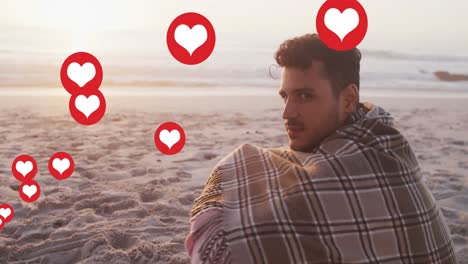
0, 94, 466, 263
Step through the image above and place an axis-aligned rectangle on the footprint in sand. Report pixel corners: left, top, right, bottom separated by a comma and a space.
178, 193, 196, 206
139, 188, 164, 202
106, 230, 138, 250
458, 161, 468, 169
130, 167, 147, 177
176, 171, 192, 179
96, 199, 139, 215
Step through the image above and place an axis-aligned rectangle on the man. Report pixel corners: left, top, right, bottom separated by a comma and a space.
185, 34, 456, 263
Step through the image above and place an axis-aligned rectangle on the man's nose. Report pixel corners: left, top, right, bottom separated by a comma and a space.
282, 99, 299, 119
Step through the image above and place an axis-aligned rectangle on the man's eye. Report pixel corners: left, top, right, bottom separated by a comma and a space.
299, 92, 312, 99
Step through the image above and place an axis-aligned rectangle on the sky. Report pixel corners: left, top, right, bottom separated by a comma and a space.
1, 0, 468, 56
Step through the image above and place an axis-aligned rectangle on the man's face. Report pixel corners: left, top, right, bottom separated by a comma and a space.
279, 62, 347, 152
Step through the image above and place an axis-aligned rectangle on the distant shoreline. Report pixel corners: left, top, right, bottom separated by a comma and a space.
0, 87, 467, 99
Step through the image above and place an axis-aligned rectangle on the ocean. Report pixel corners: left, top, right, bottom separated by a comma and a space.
0, 28, 467, 98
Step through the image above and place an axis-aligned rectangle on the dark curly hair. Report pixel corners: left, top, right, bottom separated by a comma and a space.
274, 33, 361, 99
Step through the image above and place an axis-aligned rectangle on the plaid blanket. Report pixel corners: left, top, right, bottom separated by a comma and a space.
189, 102, 456, 263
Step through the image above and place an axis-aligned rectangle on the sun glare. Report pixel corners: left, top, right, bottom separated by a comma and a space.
42, 0, 117, 33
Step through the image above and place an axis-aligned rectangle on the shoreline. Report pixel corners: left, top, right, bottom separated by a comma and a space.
0, 87, 467, 98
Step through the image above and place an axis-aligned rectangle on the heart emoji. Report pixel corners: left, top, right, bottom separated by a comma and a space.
324, 8, 359, 41
0, 204, 14, 222
49, 152, 74, 180
12, 155, 37, 182
75, 95, 100, 118
19, 180, 41, 202
16, 161, 33, 177
159, 129, 180, 149
0, 208, 11, 220
67, 62, 96, 88
154, 122, 185, 155
174, 24, 208, 56
22, 185, 37, 198
52, 158, 70, 174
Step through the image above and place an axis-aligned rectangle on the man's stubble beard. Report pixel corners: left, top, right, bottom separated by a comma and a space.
296, 101, 342, 152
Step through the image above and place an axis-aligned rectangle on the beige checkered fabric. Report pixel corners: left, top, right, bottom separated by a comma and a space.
190, 102, 456, 263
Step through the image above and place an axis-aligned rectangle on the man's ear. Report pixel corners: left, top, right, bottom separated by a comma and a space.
341, 84, 359, 114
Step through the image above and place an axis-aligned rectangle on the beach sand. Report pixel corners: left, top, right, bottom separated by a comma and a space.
0, 94, 466, 263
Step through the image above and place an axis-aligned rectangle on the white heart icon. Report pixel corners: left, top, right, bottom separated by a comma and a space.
16, 161, 33, 177
0, 208, 11, 219
174, 24, 208, 56
52, 158, 70, 174
22, 185, 37, 198
324, 8, 359, 41
67, 62, 96, 88
159, 129, 180, 149
75, 95, 100, 118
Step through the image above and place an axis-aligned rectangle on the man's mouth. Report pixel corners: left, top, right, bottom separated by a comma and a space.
286, 126, 304, 137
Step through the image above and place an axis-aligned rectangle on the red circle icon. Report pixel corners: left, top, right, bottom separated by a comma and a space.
60, 52, 103, 94
0, 204, 14, 223
167, 12, 216, 65
154, 122, 186, 155
12, 155, 37, 182
316, 0, 368, 51
48, 152, 74, 180
19, 180, 41, 203
0, 215, 4, 231
69, 89, 106, 125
